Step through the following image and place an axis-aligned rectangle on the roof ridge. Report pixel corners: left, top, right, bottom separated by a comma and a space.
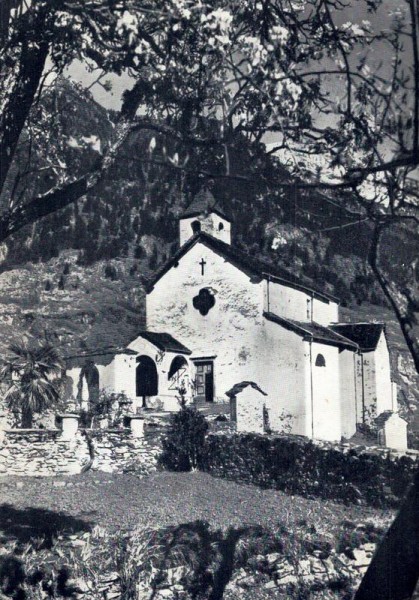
146, 232, 338, 303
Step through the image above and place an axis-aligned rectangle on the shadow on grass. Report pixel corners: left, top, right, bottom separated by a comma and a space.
0, 505, 95, 599
0, 503, 93, 548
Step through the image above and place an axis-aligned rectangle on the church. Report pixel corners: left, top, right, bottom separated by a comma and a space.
65, 188, 408, 448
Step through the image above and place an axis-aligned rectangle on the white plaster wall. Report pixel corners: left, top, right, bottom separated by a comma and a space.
263, 280, 338, 325
179, 214, 231, 246
112, 354, 137, 399
354, 353, 364, 423
236, 387, 265, 433
339, 350, 357, 439
147, 243, 315, 433
264, 280, 311, 322
97, 363, 115, 393
353, 333, 392, 424
312, 297, 339, 326
66, 367, 81, 400
105, 337, 193, 411
383, 414, 408, 450
310, 342, 342, 441
374, 332, 393, 416
360, 352, 377, 423
147, 242, 265, 404
261, 320, 310, 436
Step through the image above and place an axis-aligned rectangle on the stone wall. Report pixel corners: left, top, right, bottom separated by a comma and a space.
200, 432, 419, 508
0, 416, 162, 477
88, 429, 162, 475
0, 429, 90, 476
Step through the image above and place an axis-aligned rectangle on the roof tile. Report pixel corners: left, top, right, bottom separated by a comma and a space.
180, 188, 230, 220
264, 312, 359, 350
138, 331, 192, 354
330, 323, 384, 351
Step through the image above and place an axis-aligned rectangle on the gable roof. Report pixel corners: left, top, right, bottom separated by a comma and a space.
330, 323, 385, 352
225, 381, 267, 398
64, 333, 191, 368
146, 232, 338, 303
263, 312, 358, 350
64, 347, 137, 369
374, 410, 408, 427
180, 188, 231, 221
138, 331, 192, 355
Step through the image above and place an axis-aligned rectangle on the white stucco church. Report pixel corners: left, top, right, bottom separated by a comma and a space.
65, 188, 408, 448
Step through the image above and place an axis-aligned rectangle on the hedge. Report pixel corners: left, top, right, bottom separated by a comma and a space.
199, 433, 419, 508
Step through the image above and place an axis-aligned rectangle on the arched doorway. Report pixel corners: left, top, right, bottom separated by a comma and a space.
168, 355, 188, 380
168, 355, 190, 401
77, 361, 99, 409
136, 355, 158, 408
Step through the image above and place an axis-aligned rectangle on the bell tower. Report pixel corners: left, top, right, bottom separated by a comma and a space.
179, 187, 231, 246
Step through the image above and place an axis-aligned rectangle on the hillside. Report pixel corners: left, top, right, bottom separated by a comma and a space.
0, 76, 417, 426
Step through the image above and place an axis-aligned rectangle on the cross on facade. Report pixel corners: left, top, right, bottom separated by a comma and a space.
199, 258, 206, 275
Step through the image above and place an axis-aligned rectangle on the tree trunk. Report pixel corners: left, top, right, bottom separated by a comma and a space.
0, 7, 50, 196
21, 405, 33, 428
354, 470, 419, 600
357, 222, 419, 598
368, 223, 419, 375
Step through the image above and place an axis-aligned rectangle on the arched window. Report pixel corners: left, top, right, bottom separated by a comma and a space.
168, 355, 188, 380
136, 355, 158, 397
191, 220, 201, 234
218, 222, 224, 231
315, 353, 326, 367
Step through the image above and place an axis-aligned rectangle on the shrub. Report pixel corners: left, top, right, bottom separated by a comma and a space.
159, 407, 208, 471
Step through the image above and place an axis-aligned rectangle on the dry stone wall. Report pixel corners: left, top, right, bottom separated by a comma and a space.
200, 432, 419, 508
0, 430, 90, 476
88, 429, 162, 475
0, 421, 162, 477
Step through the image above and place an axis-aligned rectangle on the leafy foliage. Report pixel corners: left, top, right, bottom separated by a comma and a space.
0, 339, 64, 428
159, 406, 209, 471
79, 390, 132, 429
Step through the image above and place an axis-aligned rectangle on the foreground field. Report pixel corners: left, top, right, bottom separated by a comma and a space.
0, 471, 396, 599
0, 470, 393, 542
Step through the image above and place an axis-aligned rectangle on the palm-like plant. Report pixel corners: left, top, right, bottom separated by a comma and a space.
0, 339, 64, 428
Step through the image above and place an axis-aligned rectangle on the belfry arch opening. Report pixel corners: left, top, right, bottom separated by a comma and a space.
191, 220, 201, 234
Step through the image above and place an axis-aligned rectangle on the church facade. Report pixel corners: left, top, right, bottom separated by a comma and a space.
65, 189, 407, 448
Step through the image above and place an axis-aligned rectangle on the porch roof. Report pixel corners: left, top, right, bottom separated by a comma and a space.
138, 331, 192, 355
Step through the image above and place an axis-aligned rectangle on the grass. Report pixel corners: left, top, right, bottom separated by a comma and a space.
0, 471, 393, 541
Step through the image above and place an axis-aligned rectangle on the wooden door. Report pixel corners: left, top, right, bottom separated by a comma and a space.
195, 362, 214, 403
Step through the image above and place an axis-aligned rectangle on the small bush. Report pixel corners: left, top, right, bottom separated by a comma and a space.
159, 406, 208, 471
